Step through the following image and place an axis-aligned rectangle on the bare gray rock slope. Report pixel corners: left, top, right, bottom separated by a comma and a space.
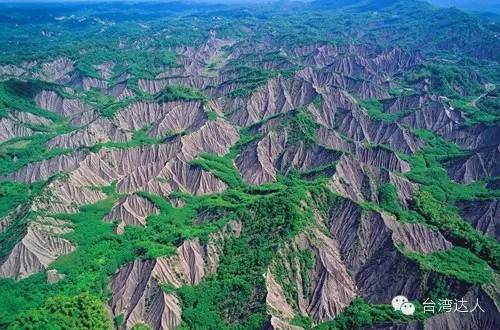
0, 117, 34, 142
268, 228, 357, 325
0, 14, 498, 330
3, 118, 239, 214
458, 199, 500, 240
109, 221, 241, 330
330, 155, 417, 206
328, 198, 452, 304
0, 216, 75, 280
266, 195, 455, 328
105, 194, 160, 234
236, 130, 340, 185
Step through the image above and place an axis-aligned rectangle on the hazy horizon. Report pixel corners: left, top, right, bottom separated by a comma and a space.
0, 0, 499, 13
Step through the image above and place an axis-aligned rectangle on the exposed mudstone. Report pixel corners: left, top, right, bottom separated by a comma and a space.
35, 90, 93, 120
266, 196, 453, 328
2, 152, 88, 184
46, 117, 131, 149
0, 64, 27, 78
114, 101, 207, 137
236, 132, 340, 185
446, 145, 500, 183
9, 111, 52, 126
229, 75, 319, 127
0, 117, 34, 143
0, 217, 75, 280
1, 6, 499, 329
236, 131, 287, 185
336, 108, 421, 154
46, 269, 65, 284
328, 198, 452, 304
109, 221, 241, 330
35, 57, 75, 83
330, 155, 418, 206
267, 228, 357, 325
458, 199, 500, 240
105, 194, 160, 234
106, 82, 135, 100
93, 61, 115, 80
2, 117, 238, 213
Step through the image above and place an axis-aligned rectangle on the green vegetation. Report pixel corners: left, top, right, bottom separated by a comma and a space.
190, 154, 244, 189
227, 66, 279, 98
0, 182, 235, 326
83, 89, 132, 118
378, 183, 425, 223
312, 95, 322, 108
77, 49, 178, 80
0, 1, 499, 329
90, 127, 165, 152
385, 128, 500, 273
315, 298, 428, 330
274, 245, 315, 309
0, 134, 73, 175
405, 62, 499, 125
7, 293, 112, 330
449, 95, 499, 125
414, 191, 500, 270
285, 108, 319, 145
177, 177, 319, 329
0, 181, 45, 262
401, 129, 498, 203
155, 85, 206, 103
0, 181, 34, 217
405, 247, 493, 285
0, 80, 62, 122
360, 99, 405, 122
207, 111, 218, 121
405, 62, 486, 98
291, 315, 313, 329
0, 80, 76, 175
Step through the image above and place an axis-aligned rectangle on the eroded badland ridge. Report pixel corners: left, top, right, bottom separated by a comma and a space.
0, 0, 499, 329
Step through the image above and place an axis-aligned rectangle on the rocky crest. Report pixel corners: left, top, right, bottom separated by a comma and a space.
109, 221, 241, 329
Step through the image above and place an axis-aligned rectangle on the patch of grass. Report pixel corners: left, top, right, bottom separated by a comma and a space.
401, 129, 498, 203
177, 176, 326, 328
285, 107, 319, 145
190, 154, 244, 189
206, 111, 218, 121
449, 96, 499, 125
274, 243, 315, 309
291, 314, 313, 329
0, 134, 73, 175
0, 80, 63, 123
413, 191, 500, 270
155, 85, 206, 103
316, 298, 428, 330
360, 99, 404, 122
405, 247, 493, 285
90, 127, 164, 152
7, 293, 112, 330
378, 183, 425, 223
0, 181, 38, 217
83, 89, 132, 118
226, 66, 278, 98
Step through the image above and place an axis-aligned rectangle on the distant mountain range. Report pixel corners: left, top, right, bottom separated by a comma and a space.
428, 0, 500, 13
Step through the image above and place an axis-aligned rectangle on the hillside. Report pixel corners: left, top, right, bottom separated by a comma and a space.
0, 1, 499, 329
